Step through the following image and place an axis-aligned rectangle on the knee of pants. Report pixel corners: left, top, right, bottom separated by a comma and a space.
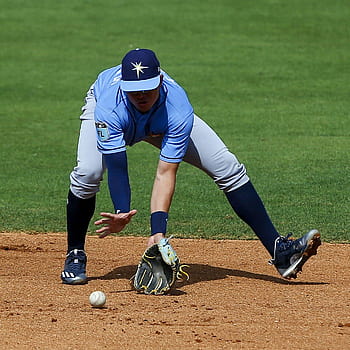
69, 166, 105, 199
209, 153, 250, 193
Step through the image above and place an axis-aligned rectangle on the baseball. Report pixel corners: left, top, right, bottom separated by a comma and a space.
89, 291, 106, 308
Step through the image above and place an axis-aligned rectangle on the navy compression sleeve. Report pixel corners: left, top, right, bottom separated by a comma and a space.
103, 151, 131, 213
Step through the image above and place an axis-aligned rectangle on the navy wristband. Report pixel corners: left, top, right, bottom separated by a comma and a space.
150, 211, 168, 236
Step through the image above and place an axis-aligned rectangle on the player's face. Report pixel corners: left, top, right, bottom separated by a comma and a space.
127, 88, 159, 113
126, 76, 163, 113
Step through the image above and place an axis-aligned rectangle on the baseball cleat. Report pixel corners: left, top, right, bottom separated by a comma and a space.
269, 229, 321, 279
61, 249, 87, 284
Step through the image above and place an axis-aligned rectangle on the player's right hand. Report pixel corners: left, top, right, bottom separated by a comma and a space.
94, 210, 137, 238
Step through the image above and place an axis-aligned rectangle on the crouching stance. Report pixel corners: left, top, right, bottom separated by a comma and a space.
61, 49, 321, 292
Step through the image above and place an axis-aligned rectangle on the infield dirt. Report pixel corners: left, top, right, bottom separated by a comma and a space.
0, 232, 349, 349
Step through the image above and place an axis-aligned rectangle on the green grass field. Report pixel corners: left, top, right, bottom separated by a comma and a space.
1, 0, 349, 242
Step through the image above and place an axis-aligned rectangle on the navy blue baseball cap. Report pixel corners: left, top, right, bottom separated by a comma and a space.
120, 48, 161, 92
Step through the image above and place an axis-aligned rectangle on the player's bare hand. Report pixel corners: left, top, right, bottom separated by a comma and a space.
94, 210, 137, 238
147, 233, 165, 247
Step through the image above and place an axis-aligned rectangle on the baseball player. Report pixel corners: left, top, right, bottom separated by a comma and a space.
61, 48, 321, 287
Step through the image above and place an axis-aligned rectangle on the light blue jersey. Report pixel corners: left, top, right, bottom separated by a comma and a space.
94, 66, 194, 163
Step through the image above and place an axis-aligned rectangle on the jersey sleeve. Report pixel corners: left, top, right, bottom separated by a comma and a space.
93, 66, 126, 155
95, 107, 126, 154
158, 73, 195, 163
160, 110, 194, 163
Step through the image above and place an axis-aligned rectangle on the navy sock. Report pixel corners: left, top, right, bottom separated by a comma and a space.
66, 190, 96, 253
225, 181, 279, 256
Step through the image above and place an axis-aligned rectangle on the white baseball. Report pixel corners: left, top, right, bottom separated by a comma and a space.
89, 291, 106, 308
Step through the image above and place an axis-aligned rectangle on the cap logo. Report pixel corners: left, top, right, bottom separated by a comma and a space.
131, 62, 149, 79
120, 49, 160, 91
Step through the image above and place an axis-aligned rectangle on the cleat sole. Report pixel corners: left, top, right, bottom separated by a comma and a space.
282, 230, 321, 279
61, 277, 87, 285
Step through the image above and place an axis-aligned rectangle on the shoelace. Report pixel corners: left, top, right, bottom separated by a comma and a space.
276, 233, 295, 251
268, 233, 294, 265
66, 254, 86, 274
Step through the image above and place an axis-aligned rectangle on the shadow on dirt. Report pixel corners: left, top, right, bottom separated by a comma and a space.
88, 263, 328, 286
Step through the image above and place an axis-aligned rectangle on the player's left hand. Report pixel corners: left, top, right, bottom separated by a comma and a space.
94, 210, 137, 238
147, 233, 165, 247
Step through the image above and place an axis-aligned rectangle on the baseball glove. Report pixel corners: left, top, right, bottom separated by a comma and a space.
133, 237, 189, 295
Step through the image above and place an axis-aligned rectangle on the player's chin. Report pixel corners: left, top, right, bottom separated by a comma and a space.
135, 102, 152, 113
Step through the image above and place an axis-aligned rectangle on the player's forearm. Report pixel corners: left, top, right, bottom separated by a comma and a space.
150, 177, 174, 238
150, 178, 175, 213
149, 161, 178, 238
103, 152, 131, 213
150, 161, 178, 213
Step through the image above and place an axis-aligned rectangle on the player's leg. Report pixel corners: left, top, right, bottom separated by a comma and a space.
184, 115, 320, 279
68, 118, 104, 252
62, 87, 105, 285
181, 115, 280, 255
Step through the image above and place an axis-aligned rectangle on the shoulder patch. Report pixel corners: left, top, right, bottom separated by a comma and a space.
95, 122, 110, 142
